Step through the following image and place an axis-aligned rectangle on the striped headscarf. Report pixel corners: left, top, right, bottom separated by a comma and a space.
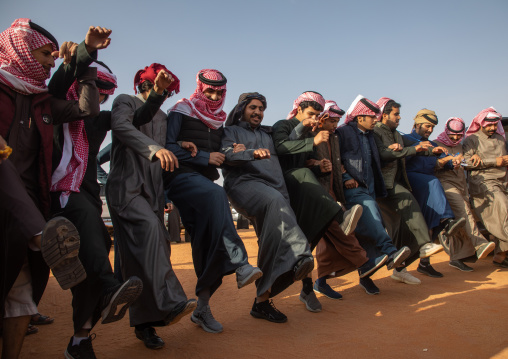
344, 95, 380, 124
133, 63, 180, 95
465, 107, 505, 139
286, 91, 326, 120
376, 97, 392, 120
170, 69, 227, 129
0, 18, 58, 94
320, 100, 345, 119
435, 117, 466, 147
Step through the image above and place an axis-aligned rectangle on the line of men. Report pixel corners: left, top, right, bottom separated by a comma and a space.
1, 18, 507, 359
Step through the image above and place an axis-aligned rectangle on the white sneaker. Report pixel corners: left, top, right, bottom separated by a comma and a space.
391, 268, 421, 285
419, 243, 444, 258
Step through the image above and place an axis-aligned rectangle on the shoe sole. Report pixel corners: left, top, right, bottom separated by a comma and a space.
477, 242, 496, 260
492, 261, 508, 269
387, 247, 411, 270
446, 217, 466, 236
358, 282, 379, 295
448, 263, 473, 272
313, 287, 343, 300
298, 295, 322, 312
294, 258, 315, 281
41, 217, 86, 290
250, 310, 288, 323
359, 255, 388, 279
167, 300, 197, 325
101, 277, 143, 324
134, 332, 165, 349
237, 268, 263, 289
390, 274, 421, 285
419, 244, 444, 258
417, 267, 444, 278
341, 205, 363, 236
190, 313, 223, 333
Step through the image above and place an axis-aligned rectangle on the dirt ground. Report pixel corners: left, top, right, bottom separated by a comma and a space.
12, 229, 508, 359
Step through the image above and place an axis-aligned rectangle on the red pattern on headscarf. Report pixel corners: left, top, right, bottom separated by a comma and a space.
133, 63, 180, 94
320, 100, 344, 119
376, 97, 392, 120
286, 91, 326, 120
0, 18, 57, 94
436, 117, 466, 147
344, 95, 380, 124
465, 107, 505, 139
170, 69, 228, 129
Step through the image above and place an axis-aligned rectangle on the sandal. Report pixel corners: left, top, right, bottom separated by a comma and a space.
30, 313, 54, 325
26, 324, 39, 336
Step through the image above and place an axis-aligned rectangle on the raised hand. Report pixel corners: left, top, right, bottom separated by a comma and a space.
313, 130, 329, 146
253, 148, 271, 159
153, 70, 174, 94
85, 26, 112, 53
155, 149, 178, 172
51, 41, 78, 64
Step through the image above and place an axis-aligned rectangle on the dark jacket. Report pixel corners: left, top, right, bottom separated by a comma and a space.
336, 121, 387, 198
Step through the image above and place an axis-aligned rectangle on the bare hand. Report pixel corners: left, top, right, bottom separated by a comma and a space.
416, 141, 433, 152
233, 143, 246, 153
341, 164, 346, 173
155, 149, 178, 172
388, 143, 402, 151
153, 70, 174, 94
345, 179, 359, 189
320, 159, 332, 173
181, 141, 197, 157
52, 41, 78, 65
313, 130, 329, 146
470, 154, 483, 167
496, 155, 508, 167
209, 152, 225, 166
253, 148, 271, 159
432, 146, 448, 155
85, 26, 112, 53
302, 118, 318, 128
0, 135, 11, 164
164, 203, 174, 213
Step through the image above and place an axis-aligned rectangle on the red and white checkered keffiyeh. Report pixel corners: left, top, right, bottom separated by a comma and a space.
133, 63, 180, 95
286, 91, 326, 120
51, 63, 117, 208
436, 117, 466, 147
465, 107, 505, 139
0, 18, 57, 94
344, 94, 380, 124
170, 69, 227, 129
320, 100, 344, 119
376, 97, 392, 120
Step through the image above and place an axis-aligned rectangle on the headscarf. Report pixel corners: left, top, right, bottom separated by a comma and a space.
413, 109, 438, 127
344, 94, 380, 124
133, 63, 180, 95
225, 92, 267, 127
51, 61, 118, 208
319, 100, 344, 120
286, 91, 326, 120
465, 107, 505, 139
435, 117, 466, 147
170, 69, 227, 129
0, 18, 58, 94
376, 97, 392, 120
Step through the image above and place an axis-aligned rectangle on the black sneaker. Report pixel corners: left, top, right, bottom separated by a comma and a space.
417, 263, 444, 278
443, 217, 466, 236
134, 327, 165, 350
449, 260, 473, 272
64, 334, 97, 359
293, 256, 314, 281
250, 299, 288, 323
100, 276, 143, 324
358, 254, 388, 278
359, 277, 380, 295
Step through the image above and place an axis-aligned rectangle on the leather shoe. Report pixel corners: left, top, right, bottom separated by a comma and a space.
135, 327, 165, 349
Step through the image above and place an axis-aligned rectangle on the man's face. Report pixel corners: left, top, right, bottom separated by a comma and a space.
383, 107, 400, 130
416, 123, 435, 140
243, 99, 264, 128
481, 122, 499, 137
357, 115, 377, 131
31, 43, 55, 75
203, 88, 223, 101
321, 117, 340, 133
447, 133, 463, 142
296, 106, 321, 122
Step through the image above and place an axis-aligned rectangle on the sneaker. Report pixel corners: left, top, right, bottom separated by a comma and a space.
358, 254, 388, 278
359, 277, 380, 295
340, 205, 363, 235
41, 217, 86, 290
386, 247, 411, 270
250, 299, 288, 323
236, 264, 263, 289
134, 327, 164, 350
65, 334, 96, 359
294, 257, 315, 281
191, 305, 223, 333
493, 258, 508, 268
477, 242, 495, 260
165, 299, 197, 325
419, 243, 444, 258
299, 290, 322, 312
391, 268, 421, 285
443, 217, 466, 236
313, 281, 343, 300
449, 260, 473, 272
417, 263, 444, 278
101, 276, 143, 324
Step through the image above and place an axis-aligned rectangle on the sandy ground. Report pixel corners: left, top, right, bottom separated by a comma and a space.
11, 229, 508, 359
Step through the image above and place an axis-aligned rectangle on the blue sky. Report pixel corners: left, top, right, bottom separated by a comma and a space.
2, 0, 507, 141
